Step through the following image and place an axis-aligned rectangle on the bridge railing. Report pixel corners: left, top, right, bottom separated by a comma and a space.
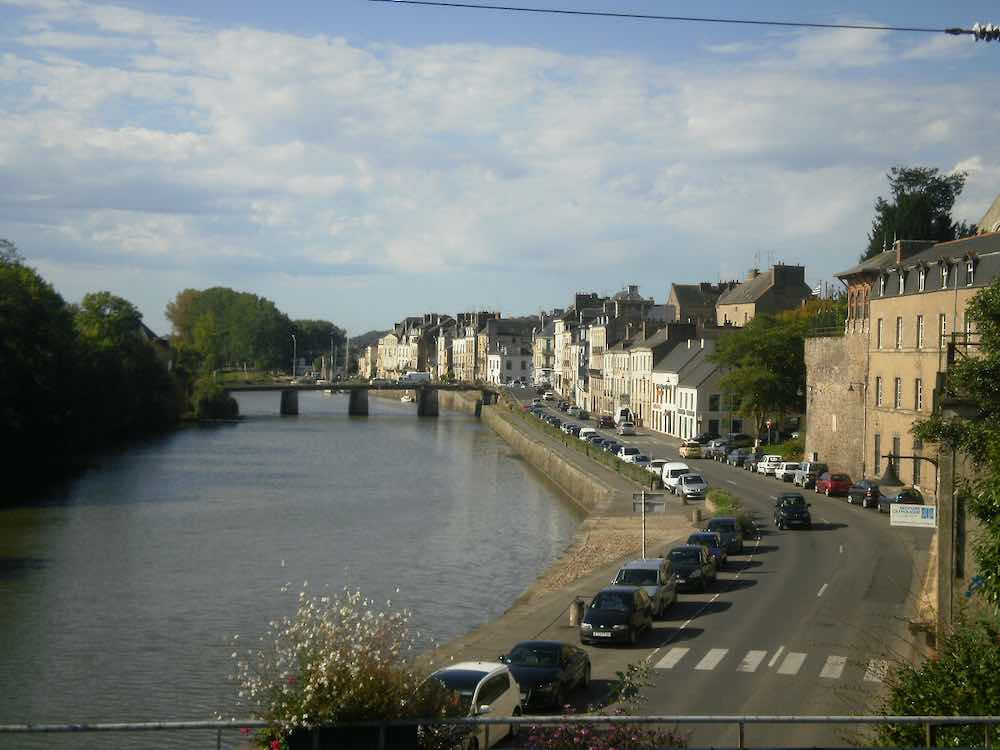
2, 714, 998, 749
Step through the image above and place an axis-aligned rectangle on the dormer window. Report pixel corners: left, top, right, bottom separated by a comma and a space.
898, 271, 905, 295
918, 267, 926, 292
941, 262, 950, 288
966, 259, 975, 286
879, 274, 887, 297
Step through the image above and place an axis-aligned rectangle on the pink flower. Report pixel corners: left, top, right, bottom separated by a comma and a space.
271, 740, 281, 750
287, 675, 297, 685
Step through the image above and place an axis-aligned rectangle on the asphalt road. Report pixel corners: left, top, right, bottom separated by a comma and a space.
506, 390, 931, 747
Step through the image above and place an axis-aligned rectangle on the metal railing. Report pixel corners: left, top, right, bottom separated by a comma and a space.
3, 715, 1000, 749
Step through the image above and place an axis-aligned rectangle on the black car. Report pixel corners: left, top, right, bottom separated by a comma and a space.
774, 494, 812, 529
587, 434, 605, 446
692, 432, 720, 445
705, 516, 744, 554
565, 424, 582, 437
848, 479, 883, 509
579, 586, 653, 645
601, 440, 622, 454
549, 417, 562, 429
499, 640, 590, 711
726, 448, 751, 467
668, 545, 716, 592
878, 487, 925, 514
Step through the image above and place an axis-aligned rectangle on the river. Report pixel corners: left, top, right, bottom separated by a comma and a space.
0, 392, 583, 748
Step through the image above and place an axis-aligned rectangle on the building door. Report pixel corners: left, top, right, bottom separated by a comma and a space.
708, 419, 720, 436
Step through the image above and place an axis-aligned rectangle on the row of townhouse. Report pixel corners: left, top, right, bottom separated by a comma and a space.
806, 226, 1000, 506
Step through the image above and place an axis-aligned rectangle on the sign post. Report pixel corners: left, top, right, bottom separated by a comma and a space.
632, 492, 666, 559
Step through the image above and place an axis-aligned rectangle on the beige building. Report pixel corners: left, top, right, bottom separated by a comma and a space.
532, 320, 556, 385
668, 282, 737, 326
357, 345, 376, 380
716, 264, 814, 327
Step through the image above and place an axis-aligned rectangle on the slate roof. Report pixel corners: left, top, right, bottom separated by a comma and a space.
653, 339, 703, 374
717, 273, 773, 305
836, 250, 900, 279
536, 321, 556, 338
677, 345, 721, 389
671, 283, 721, 309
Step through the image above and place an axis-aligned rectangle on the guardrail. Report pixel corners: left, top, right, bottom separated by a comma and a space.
2, 715, 999, 749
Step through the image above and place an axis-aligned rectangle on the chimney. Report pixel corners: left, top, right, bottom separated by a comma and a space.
628, 284, 639, 297
895, 239, 937, 264
747, 268, 760, 281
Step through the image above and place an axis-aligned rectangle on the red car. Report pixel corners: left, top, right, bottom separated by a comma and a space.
598, 415, 615, 428
815, 472, 852, 497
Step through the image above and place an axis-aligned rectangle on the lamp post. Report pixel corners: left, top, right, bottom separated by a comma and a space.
290, 333, 297, 378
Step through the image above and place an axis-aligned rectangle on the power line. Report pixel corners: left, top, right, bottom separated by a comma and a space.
368, 0, 977, 36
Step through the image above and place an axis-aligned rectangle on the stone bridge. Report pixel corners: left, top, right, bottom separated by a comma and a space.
223, 383, 498, 416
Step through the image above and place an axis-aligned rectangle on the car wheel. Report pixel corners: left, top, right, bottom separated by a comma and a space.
582, 663, 591, 688
699, 577, 707, 593
825, 488, 831, 497
510, 707, 522, 737
628, 627, 637, 646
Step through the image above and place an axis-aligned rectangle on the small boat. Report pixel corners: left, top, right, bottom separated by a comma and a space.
400, 393, 415, 403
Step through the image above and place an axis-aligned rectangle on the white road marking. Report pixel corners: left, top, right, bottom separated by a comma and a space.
821, 517, 830, 524
768, 645, 786, 668
727, 479, 739, 486
655, 647, 690, 669
695, 648, 729, 671
864, 659, 889, 683
817, 583, 828, 598
737, 650, 767, 673
820, 655, 847, 680
839, 544, 844, 554
770, 495, 778, 501
777, 652, 807, 675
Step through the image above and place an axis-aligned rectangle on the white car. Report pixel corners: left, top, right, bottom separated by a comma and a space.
646, 458, 669, 476
632, 454, 651, 468
775, 462, 801, 482
429, 662, 523, 748
578, 427, 598, 441
542, 391, 556, 401
662, 462, 691, 494
567, 405, 582, 417
617, 421, 636, 436
756, 455, 783, 476
676, 473, 708, 500
618, 446, 641, 462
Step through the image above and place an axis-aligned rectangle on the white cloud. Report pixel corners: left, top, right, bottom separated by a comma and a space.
0, 1, 996, 331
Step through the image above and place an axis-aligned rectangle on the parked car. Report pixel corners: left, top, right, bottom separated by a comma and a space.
587, 434, 606, 447
543, 391, 556, 400
705, 516, 744, 554
775, 462, 801, 482
578, 586, 653, 645
793, 461, 829, 489
601, 440, 622, 454
662, 462, 691, 494
498, 641, 590, 711
692, 432, 720, 444
773, 493, 812, 529
676, 472, 708, 501
847, 479, 883, 508
646, 458, 669, 476
429, 662, 523, 748
632, 455, 651, 468
598, 415, 615, 428
686, 531, 727, 568
756, 455, 783, 476
703, 439, 730, 461
617, 421, 636, 436
565, 424, 582, 437
578, 409, 590, 420
613, 407, 634, 426
612, 558, 677, 617
548, 417, 562, 429
578, 427, 598, 442
815, 472, 852, 497
726, 448, 750, 467
567, 406, 582, 417
725, 433, 755, 448
557, 400, 569, 412
679, 440, 702, 459
878, 487, 925, 514
668, 545, 716, 592
617, 446, 641, 462
744, 455, 761, 472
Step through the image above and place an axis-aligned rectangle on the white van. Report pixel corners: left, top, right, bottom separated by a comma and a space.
756, 455, 783, 476
614, 407, 634, 425
662, 462, 691, 494
578, 427, 598, 441
402, 371, 432, 383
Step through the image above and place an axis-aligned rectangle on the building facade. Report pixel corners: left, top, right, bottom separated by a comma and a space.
716, 264, 814, 327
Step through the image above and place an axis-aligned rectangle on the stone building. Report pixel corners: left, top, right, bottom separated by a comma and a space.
716, 264, 814, 327
532, 320, 556, 385
668, 282, 737, 326
627, 323, 694, 427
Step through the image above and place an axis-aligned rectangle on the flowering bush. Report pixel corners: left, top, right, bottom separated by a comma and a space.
230, 586, 464, 749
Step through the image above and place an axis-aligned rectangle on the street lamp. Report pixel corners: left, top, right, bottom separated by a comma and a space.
290, 333, 297, 378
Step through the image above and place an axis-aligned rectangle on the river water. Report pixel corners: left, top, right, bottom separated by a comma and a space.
0, 392, 582, 748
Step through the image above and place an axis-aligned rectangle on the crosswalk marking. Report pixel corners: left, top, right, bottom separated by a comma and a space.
737, 650, 767, 673
864, 659, 888, 683
820, 655, 847, 679
777, 652, 807, 675
695, 648, 729, 670
655, 647, 689, 669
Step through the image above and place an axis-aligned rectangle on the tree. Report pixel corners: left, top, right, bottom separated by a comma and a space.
0, 238, 24, 265
862, 166, 968, 261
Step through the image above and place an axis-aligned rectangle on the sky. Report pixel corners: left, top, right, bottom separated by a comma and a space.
1, 0, 998, 335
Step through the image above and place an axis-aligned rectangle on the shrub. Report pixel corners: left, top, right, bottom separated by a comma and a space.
706, 490, 756, 536
230, 586, 462, 749
193, 376, 239, 419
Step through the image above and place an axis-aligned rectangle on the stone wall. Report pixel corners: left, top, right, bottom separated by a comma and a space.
804, 332, 868, 477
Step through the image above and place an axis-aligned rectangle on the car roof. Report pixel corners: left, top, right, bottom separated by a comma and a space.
620, 558, 664, 570
598, 585, 641, 593
671, 544, 704, 552
434, 661, 506, 676
510, 639, 569, 649
664, 462, 689, 469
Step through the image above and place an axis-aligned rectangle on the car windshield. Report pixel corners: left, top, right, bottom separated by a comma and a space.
682, 475, 704, 485
688, 534, 717, 547
622, 447, 639, 455
832, 474, 850, 481
616, 568, 658, 586
507, 645, 559, 667
591, 592, 633, 611
707, 520, 735, 533
670, 548, 700, 563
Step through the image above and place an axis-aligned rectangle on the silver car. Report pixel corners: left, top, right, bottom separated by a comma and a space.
676, 472, 708, 500
612, 558, 677, 617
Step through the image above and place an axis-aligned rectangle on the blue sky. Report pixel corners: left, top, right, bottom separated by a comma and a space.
1, 0, 998, 335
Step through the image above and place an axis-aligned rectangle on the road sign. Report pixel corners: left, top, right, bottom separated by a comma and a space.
890, 504, 937, 528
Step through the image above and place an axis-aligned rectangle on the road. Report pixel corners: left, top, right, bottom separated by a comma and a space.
506, 388, 932, 747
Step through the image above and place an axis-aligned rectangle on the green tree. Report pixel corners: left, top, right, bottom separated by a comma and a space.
0, 238, 24, 265
292, 319, 346, 367
862, 166, 968, 261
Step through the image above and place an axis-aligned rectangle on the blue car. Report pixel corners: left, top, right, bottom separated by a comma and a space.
687, 531, 727, 569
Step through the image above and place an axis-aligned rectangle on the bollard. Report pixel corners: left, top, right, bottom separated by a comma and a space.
691, 508, 702, 524
568, 597, 586, 627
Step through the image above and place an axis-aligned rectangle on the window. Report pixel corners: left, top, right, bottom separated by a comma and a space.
505, 360, 512, 370
892, 436, 901, 465
875, 376, 884, 406
918, 267, 926, 292
879, 274, 886, 296
939, 314, 948, 349
894, 377, 902, 409
967, 259, 975, 286
913, 445, 922, 485
895, 317, 903, 349
898, 272, 905, 295
831, 413, 838, 432
708, 394, 720, 411
915, 378, 923, 411
520, 360, 526, 370
874, 434, 881, 474
876, 318, 884, 349
916, 315, 925, 349
941, 262, 950, 288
